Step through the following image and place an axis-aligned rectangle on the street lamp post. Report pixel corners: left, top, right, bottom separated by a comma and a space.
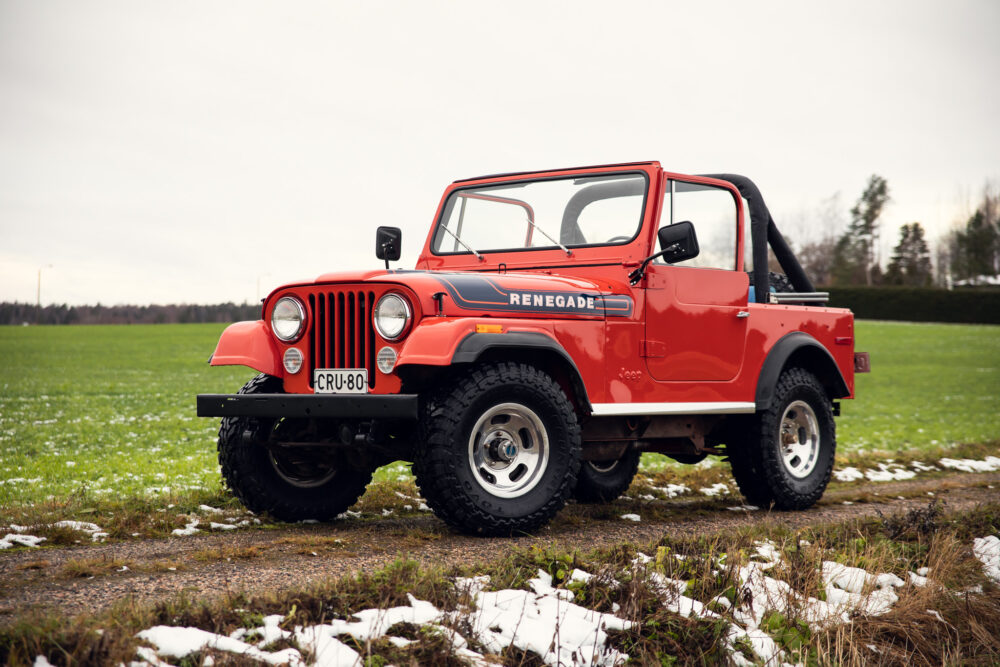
36, 264, 53, 324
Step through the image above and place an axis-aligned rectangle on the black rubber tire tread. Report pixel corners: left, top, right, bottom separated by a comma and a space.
217, 374, 372, 522
412, 362, 581, 536
733, 368, 835, 510
573, 450, 641, 503
726, 420, 775, 508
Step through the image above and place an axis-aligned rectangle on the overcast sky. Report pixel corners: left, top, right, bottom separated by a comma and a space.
1, 0, 998, 306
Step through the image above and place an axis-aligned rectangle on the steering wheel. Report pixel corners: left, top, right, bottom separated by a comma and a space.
605, 235, 632, 244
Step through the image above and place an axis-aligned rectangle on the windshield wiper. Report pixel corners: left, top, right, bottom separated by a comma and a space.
440, 226, 484, 261
526, 216, 572, 256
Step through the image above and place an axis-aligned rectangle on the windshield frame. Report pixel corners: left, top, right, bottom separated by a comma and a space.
429, 170, 651, 258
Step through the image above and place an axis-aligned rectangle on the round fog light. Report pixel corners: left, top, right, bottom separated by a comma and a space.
283, 347, 303, 374
376, 346, 397, 374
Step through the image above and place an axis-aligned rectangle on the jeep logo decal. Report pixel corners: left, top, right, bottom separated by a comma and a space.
433, 274, 633, 317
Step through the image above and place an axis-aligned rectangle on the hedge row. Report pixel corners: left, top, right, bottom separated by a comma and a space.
824, 287, 1000, 324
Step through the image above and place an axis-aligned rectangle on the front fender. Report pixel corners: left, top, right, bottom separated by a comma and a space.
209, 320, 281, 377
395, 318, 557, 367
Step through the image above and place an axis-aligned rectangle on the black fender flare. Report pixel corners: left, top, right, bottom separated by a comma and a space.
755, 332, 850, 410
452, 332, 592, 413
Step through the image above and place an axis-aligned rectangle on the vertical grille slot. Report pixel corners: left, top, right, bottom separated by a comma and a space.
307, 287, 377, 389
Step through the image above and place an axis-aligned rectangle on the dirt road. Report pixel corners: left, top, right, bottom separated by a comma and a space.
2, 472, 998, 622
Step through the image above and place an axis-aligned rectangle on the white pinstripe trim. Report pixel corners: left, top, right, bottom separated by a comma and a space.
590, 402, 756, 416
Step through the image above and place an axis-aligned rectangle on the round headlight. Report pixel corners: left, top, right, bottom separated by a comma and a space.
271, 296, 306, 342
374, 293, 411, 341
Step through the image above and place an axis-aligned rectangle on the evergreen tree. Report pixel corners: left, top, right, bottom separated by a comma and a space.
885, 223, 932, 286
831, 175, 890, 285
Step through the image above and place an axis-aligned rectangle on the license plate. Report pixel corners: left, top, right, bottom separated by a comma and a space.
314, 369, 369, 394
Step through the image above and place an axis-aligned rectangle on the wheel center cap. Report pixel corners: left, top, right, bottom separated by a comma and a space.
486, 432, 518, 462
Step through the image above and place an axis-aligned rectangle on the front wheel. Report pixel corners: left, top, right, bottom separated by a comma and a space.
412, 362, 581, 536
217, 374, 372, 522
727, 368, 835, 510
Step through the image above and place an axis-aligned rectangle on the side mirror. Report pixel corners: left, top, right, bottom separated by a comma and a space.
657, 221, 699, 264
375, 226, 402, 268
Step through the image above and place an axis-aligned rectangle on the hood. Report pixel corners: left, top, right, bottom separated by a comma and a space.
286, 269, 633, 319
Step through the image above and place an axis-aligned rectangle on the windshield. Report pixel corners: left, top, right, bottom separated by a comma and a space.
431, 172, 648, 255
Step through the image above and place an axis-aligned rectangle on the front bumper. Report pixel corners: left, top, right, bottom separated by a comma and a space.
196, 393, 419, 420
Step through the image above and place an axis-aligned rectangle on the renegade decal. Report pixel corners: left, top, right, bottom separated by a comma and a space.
433, 274, 633, 317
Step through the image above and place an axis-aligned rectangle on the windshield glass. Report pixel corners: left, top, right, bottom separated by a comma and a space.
431, 172, 648, 255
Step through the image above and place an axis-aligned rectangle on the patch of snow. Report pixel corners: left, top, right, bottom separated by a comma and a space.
908, 572, 928, 587
651, 484, 690, 498
619, 513, 641, 522
198, 505, 224, 514
0, 534, 46, 549
864, 464, 916, 482
53, 520, 108, 542
171, 520, 200, 537
726, 505, 760, 512
137, 626, 303, 665
699, 483, 729, 497
938, 457, 1000, 473
467, 570, 632, 666
973, 535, 1000, 583
209, 522, 237, 531
833, 467, 865, 482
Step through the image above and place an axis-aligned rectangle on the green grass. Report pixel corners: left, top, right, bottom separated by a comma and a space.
0, 321, 997, 513
839, 321, 1000, 451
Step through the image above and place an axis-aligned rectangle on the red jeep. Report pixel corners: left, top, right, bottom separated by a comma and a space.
197, 162, 867, 535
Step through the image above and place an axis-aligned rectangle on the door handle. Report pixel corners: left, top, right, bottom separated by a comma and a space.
737, 311, 750, 318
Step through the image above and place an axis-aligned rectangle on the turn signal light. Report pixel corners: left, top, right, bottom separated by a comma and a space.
476, 324, 504, 334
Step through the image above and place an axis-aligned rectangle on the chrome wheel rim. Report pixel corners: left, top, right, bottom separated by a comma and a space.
779, 400, 820, 479
468, 402, 549, 499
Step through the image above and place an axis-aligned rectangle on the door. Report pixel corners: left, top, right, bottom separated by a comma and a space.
644, 179, 749, 382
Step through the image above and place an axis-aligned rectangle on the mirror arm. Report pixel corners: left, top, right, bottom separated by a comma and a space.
628, 243, 683, 285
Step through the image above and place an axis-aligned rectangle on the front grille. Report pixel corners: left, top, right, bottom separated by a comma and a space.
307, 290, 377, 389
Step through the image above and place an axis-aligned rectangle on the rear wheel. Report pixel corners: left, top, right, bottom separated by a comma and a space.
413, 362, 581, 536
727, 368, 835, 510
217, 374, 372, 522
574, 450, 640, 503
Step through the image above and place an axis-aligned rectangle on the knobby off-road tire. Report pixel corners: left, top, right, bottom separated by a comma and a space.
412, 362, 581, 536
217, 374, 372, 522
574, 450, 641, 503
727, 368, 835, 510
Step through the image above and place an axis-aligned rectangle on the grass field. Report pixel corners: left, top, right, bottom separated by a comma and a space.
1, 321, 998, 511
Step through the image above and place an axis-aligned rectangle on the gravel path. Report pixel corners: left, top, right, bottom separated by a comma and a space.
2, 471, 998, 623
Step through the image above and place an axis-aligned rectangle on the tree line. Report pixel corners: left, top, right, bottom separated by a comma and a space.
0, 302, 260, 326
792, 176, 999, 288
